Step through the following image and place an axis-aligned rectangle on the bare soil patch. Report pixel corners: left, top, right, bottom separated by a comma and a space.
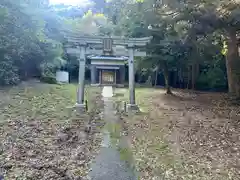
0, 83, 103, 179
115, 88, 240, 180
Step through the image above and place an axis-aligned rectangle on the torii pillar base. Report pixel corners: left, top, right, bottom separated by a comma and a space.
127, 104, 139, 112
75, 103, 86, 113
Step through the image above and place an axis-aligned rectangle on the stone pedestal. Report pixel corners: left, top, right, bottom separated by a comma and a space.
127, 104, 139, 112
75, 103, 86, 112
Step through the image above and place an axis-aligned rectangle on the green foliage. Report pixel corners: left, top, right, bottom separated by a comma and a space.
197, 67, 227, 91
1, 0, 240, 92
0, 0, 67, 86
0, 60, 20, 85
65, 10, 109, 35
93, 0, 240, 92
40, 76, 57, 84
221, 41, 228, 56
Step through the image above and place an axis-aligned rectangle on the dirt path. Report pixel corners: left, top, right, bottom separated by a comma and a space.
89, 86, 136, 180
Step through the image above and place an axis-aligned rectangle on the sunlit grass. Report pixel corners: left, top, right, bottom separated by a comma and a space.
0, 83, 98, 123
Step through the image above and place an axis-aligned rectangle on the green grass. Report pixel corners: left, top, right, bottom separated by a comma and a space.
0, 83, 99, 121
114, 88, 162, 112
106, 119, 137, 176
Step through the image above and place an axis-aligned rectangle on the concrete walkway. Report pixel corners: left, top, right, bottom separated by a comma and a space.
89, 86, 136, 180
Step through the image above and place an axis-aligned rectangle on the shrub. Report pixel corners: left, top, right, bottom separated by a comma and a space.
0, 60, 20, 86
196, 67, 227, 91
40, 76, 57, 84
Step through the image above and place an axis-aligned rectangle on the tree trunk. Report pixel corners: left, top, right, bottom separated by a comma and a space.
187, 65, 191, 89
163, 63, 172, 94
226, 28, 240, 97
191, 63, 199, 90
146, 75, 152, 86
226, 30, 235, 93
154, 68, 158, 87
189, 31, 198, 90
137, 72, 142, 83
178, 68, 184, 88
173, 71, 177, 88
191, 64, 195, 90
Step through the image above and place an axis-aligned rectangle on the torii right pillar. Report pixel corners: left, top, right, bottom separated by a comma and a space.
127, 44, 139, 111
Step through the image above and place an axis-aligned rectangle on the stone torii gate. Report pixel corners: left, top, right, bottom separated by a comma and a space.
64, 31, 152, 111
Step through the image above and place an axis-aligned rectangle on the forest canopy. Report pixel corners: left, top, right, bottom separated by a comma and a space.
0, 0, 240, 97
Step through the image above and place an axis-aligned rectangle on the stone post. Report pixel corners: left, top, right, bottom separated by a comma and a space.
76, 44, 86, 110
127, 45, 138, 111
91, 65, 97, 84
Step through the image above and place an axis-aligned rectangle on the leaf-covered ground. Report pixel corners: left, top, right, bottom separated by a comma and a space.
0, 82, 104, 179
115, 88, 240, 180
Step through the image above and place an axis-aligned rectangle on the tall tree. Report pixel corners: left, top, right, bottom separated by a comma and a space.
0, 0, 67, 84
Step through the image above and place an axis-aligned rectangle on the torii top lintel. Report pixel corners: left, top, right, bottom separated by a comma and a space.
64, 31, 152, 47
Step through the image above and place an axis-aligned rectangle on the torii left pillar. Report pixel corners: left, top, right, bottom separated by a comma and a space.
76, 44, 86, 111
